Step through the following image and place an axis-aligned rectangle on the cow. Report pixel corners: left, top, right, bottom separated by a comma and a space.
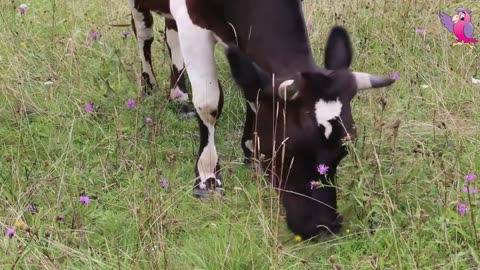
128, 0, 395, 239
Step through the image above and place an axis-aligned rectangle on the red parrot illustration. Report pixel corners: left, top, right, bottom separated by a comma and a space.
439, 8, 478, 49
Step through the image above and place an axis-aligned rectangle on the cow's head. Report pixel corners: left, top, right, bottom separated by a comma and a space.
226, 26, 395, 239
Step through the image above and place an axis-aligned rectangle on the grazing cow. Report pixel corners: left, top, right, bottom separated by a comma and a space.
129, 0, 395, 239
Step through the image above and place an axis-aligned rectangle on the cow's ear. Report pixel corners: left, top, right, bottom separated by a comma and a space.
324, 26, 353, 70
226, 46, 269, 101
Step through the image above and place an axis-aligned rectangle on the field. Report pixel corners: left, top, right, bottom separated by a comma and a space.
1, 0, 480, 269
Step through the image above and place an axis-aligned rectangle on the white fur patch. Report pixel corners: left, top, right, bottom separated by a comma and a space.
314, 98, 343, 139
166, 28, 185, 71
170, 0, 222, 187
129, 0, 156, 84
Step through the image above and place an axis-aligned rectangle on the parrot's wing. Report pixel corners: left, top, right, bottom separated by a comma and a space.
439, 12, 454, 33
464, 22, 475, 38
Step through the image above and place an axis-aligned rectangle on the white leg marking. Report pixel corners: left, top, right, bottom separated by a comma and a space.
166, 28, 185, 71
128, 1, 156, 84
170, 0, 221, 186
314, 98, 343, 139
244, 140, 254, 152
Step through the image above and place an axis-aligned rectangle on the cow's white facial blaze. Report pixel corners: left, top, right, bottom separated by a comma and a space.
314, 98, 343, 139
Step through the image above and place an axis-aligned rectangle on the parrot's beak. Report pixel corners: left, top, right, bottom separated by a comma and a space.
452, 15, 459, 24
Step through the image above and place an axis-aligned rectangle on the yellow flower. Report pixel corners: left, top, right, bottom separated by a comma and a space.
15, 220, 25, 229
294, 235, 302, 242
346, 229, 351, 234
20, 41, 26, 48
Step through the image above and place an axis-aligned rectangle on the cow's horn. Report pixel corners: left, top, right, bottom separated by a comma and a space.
353, 72, 395, 90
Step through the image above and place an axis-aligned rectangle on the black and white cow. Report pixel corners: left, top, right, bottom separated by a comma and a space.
129, 0, 395, 239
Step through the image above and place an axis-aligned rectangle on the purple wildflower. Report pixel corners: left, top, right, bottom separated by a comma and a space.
28, 204, 37, 214
462, 186, 478, 194
88, 31, 100, 41
415, 28, 425, 34
56, 214, 65, 222
159, 178, 170, 189
307, 21, 313, 28
7, 227, 15, 238
122, 31, 131, 39
464, 173, 477, 182
85, 103, 94, 113
310, 180, 319, 190
146, 117, 153, 124
18, 4, 27, 14
457, 201, 468, 216
392, 72, 400, 80
317, 164, 329, 175
79, 196, 90, 205
126, 99, 136, 109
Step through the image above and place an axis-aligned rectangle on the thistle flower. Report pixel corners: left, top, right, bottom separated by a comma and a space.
85, 103, 94, 113
88, 31, 100, 41
310, 180, 319, 190
464, 173, 477, 182
462, 186, 478, 194
317, 164, 329, 175
415, 28, 425, 34
457, 201, 468, 216
122, 31, 131, 39
18, 3, 27, 14
159, 178, 170, 189
28, 204, 37, 214
126, 99, 136, 109
56, 214, 65, 222
79, 196, 90, 205
392, 72, 400, 80
6, 227, 15, 238
146, 117, 153, 124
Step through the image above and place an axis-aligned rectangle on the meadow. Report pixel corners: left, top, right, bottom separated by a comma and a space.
1, 0, 480, 269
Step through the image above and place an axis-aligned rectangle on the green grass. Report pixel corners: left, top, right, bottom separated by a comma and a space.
1, 0, 480, 269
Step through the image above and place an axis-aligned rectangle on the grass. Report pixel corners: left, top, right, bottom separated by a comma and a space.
1, 0, 480, 269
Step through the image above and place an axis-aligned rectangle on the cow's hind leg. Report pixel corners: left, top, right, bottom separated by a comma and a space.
242, 101, 256, 163
164, 18, 196, 119
171, 5, 224, 198
130, 3, 156, 94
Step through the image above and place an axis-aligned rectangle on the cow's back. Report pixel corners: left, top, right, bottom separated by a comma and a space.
225, 0, 315, 76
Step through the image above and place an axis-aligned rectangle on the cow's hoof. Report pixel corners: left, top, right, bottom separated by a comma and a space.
193, 178, 225, 199
141, 73, 155, 95
171, 102, 196, 120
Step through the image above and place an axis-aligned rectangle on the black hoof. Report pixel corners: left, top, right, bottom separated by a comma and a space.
141, 73, 154, 95
193, 178, 225, 199
170, 101, 196, 120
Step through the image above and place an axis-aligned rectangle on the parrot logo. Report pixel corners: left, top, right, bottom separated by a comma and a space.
439, 8, 478, 49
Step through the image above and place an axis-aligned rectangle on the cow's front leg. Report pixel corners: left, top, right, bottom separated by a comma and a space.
130, 3, 156, 94
171, 5, 224, 198
164, 18, 195, 119
241, 101, 256, 164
